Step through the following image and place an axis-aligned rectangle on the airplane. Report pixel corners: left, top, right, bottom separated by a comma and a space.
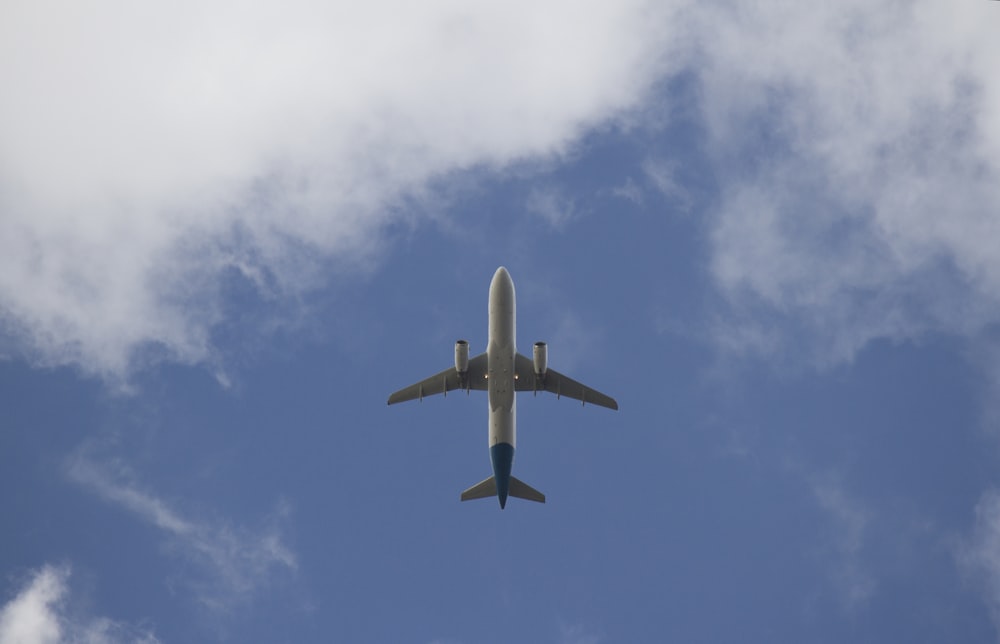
387, 266, 618, 509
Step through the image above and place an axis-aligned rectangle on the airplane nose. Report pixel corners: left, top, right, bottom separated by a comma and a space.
491, 266, 513, 291
490, 267, 515, 308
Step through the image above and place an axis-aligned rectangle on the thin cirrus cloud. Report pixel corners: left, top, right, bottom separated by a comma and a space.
0, 565, 160, 644
66, 455, 296, 610
0, 0, 678, 381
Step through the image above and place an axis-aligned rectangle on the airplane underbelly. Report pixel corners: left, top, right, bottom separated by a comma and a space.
489, 396, 516, 448
488, 343, 516, 448
487, 267, 516, 450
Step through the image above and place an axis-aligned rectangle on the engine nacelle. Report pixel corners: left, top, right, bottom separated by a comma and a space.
454, 340, 469, 374
532, 341, 548, 377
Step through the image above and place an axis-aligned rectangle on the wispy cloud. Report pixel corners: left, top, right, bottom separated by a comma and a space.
811, 477, 876, 609
957, 489, 1000, 638
66, 455, 296, 611
0, 565, 159, 644
543, 311, 602, 375
641, 157, 691, 213
526, 187, 578, 230
0, 1, 678, 382
695, 1, 1000, 365
558, 622, 603, 644
610, 177, 643, 206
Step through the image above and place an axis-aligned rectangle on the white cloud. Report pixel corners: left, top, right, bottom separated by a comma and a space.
812, 478, 876, 609
526, 187, 577, 229
0, 0, 679, 381
610, 177, 643, 206
8, 0, 994, 380
0, 567, 62, 644
557, 623, 602, 644
958, 489, 1000, 637
67, 456, 295, 610
694, 1, 1000, 364
641, 157, 690, 212
0, 565, 159, 644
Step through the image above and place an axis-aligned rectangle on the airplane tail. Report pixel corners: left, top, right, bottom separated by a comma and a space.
460, 476, 545, 504
510, 477, 546, 503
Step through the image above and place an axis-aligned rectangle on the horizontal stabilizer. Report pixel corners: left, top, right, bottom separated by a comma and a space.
460, 476, 546, 504
461, 476, 496, 501
509, 476, 545, 503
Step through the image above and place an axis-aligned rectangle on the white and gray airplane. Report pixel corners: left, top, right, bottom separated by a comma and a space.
388, 266, 618, 509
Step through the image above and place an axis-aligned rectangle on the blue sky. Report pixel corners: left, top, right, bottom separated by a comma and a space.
3, 2, 1000, 642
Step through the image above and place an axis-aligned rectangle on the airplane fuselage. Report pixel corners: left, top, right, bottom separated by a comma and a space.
487, 266, 517, 507
387, 265, 617, 508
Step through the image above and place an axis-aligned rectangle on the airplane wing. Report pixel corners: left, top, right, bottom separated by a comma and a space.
514, 353, 619, 410
387, 353, 488, 404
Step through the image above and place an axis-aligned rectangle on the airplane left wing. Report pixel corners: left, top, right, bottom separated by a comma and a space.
514, 353, 618, 410
387, 353, 488, 404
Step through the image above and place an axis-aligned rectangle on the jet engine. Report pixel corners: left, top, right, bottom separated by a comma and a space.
455, 340, 469, 374
532, 342, 548, 377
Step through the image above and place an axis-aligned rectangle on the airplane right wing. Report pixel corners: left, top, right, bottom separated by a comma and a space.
514, 353, 618, 410
387, 353, 488, 404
